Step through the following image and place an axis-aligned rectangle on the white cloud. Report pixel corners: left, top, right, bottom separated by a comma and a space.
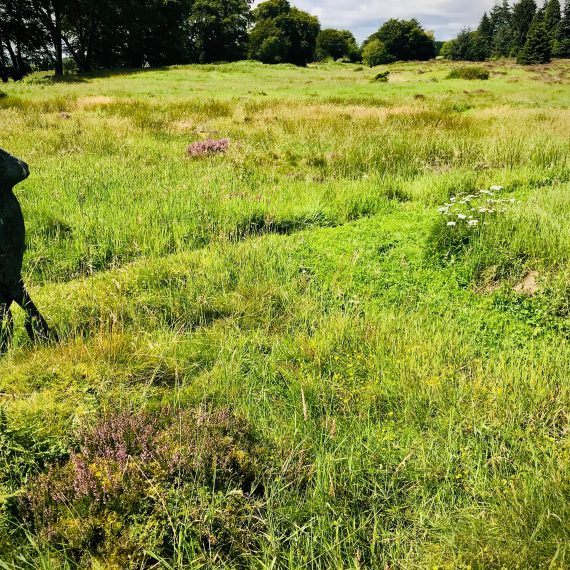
253, 0, 499, 41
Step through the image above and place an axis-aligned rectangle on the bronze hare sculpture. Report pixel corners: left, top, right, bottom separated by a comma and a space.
0, 148, 53, 353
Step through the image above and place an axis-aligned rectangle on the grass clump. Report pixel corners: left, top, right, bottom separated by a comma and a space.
371, 70, 390, 82
447, 66, 490, 80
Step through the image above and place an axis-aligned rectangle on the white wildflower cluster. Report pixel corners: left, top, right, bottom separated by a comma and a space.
437, 186, 516, 229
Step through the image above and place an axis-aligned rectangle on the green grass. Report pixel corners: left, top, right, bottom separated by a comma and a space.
0, 59, 569, 569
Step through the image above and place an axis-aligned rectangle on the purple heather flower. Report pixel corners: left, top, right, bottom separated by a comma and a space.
187, 138, 230, 157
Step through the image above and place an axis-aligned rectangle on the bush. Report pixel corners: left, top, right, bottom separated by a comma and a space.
447, 66, 490, 80
371, 71, 390, 83
362, 39, 393, 67
18, 407, 271, 567
0, 91, 7, 99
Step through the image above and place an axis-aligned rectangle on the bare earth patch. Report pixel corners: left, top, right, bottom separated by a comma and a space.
514, 271, 540, 296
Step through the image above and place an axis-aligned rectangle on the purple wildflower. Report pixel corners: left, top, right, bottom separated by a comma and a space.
187, 138, 230, 157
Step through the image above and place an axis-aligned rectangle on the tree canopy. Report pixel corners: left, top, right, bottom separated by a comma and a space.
316, 29, 360, 62
1, 0, 453, 78
444, 0, 570, 63
365, 19, 435, 62
248, 0, 320, 66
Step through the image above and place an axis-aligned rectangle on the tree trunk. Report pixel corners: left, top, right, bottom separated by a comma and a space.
53, 3, 63, 76
0, 36, 8, 82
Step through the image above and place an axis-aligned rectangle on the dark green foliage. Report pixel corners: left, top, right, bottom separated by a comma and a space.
545, 0, 562, 34
316, 29, 360, 62
447, 0, 567, 64
492, 23, 516, 57
0, 0, 47, 79
517, 13, 552, 64
372, 70, 390, 82
365, 19, 436, 62
477, 12, 494, 58
362, 38, 393, 66
552, 0, 570, 56
443, 29, 489, 61
487, 1, 514, 57
1, 0, 249, 73
187, 0, 252, 63
511, 0, 537, 53
447, 65, 490, 79
248, 0, 320, 66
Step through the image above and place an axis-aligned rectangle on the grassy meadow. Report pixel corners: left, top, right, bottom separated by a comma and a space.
0, 58, 569, 569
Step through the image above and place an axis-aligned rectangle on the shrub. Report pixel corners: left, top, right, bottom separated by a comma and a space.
371, 71, 390, 83
447, 66, 490, 80
0, 91, 7, 99
187, 138, 230, 157
362, 39, 393, 67
19, 407, 271, 567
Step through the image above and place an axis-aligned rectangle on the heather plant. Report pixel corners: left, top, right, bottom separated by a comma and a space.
20, 407, 270, 567
186, 138, 230, 157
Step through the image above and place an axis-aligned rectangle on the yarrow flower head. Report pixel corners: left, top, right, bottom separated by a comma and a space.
187, 138, 230, 157
437, 185, 515, 231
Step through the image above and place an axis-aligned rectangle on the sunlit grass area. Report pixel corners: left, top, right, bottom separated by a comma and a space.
0, 59, 569, 569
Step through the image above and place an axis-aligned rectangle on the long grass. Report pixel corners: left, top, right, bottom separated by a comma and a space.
0, 59, 569, 569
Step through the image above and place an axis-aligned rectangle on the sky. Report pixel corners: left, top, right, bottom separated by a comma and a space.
253, 0, 499, 42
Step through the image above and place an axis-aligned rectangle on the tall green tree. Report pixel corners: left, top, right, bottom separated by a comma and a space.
517, 10, 552, 63
544, 0, 562, 33
443, 28, 488, 61
29, 0, 66, 75
511, 0, 537, 54
0, 0, 46, 79
490, 0, 513, 57
362, 38, 391, 66
552, 0, 570, 55
59, 0, 195, 71
316, 28, 359, 61
248, 0, 320, 66
478, 12, 494, 58
365, 19, 435, 61
544, 0, 563, 55
188, 0, 252, 63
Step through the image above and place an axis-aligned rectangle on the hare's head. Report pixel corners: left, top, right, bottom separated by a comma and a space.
0, 148, 29, 191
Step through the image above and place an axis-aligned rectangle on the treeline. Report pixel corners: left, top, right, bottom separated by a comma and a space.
443, 0, 570, 64
0, 0, 437, 79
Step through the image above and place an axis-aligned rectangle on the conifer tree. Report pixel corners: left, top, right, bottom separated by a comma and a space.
477, 12, 494, 57
490, 0, 512, 32
511, 0, 537, 54
554, 0, 570, 56
517, 10, 552, 63
544, 0, 562, 34
490, 0, 514, 57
